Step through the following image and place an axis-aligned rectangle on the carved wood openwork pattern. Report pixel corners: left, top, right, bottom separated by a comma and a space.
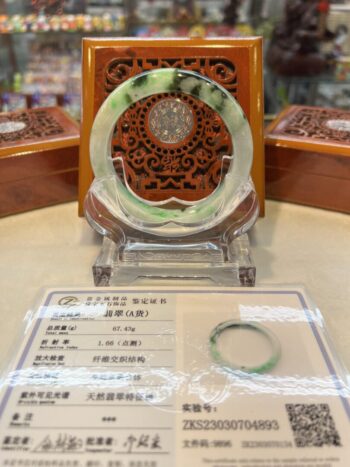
279, 107, 350, 143
103, 56, 238, 202
105, 57, 238, 97
112, 92, 233, 202
0, 109, 65, 145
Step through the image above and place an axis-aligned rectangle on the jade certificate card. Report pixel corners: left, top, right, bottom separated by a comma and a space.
0, 287, 349, 467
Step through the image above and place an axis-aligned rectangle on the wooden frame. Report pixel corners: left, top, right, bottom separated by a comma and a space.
79, 37, 265, 216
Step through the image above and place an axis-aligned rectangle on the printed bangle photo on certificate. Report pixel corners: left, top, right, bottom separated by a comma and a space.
209, 320, 281, 374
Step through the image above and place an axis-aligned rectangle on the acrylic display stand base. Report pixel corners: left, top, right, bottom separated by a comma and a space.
86, 179, 259, 288
92, 234, 256, 287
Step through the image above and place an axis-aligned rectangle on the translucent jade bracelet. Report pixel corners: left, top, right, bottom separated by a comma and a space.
209, 320, 281, 374
89, 68, 253, 226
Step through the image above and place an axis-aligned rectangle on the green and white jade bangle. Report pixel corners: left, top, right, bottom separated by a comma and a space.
209, 320, 281, 374
90, 68, 253, 226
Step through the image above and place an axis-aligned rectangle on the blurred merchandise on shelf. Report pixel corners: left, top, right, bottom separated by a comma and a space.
328, 3, 350, 54
0, 106, 80, 217
22, 51, 80, 96
264, 1, 350, 115
0, 39, 81, 118
223, 0, 242, 26
32, 0, 71, 15
265, 105, 350, 214
0, 92, 26, 112
335, 56, 350, 80
0, 13, 125, 33
316, 82, 350, 108
173, 0, 199, 20
129, 22, 255, 38
31, 92, 58, 108
62, 92, 81, 121
0, 0, 349, 116
267, 0, 336, 77
265, 72, 350, 115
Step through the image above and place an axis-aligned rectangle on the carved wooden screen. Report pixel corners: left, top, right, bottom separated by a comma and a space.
269, 106, 350, 144
0, 109, 65, 146
79, 38, 264, 214
113, 91, 232, 202
0, 107, 79, 155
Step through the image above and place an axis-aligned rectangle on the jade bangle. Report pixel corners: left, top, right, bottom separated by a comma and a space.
89, 68, 253, 226
209, 320, 281, 374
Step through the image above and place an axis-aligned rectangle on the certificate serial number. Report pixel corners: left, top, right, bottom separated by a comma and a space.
183, 419, 280, 431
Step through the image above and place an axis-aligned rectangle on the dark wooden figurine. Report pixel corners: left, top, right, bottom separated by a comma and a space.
267, 0, 335, 76
223, 0, 243, 27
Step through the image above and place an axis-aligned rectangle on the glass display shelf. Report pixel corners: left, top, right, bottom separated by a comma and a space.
265, 69, 350, 114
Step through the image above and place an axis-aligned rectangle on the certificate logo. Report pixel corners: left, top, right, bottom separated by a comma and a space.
58, 296, 80, 307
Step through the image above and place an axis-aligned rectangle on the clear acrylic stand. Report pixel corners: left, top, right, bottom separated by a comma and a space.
92, 234, 255, 287
86, 177, 259, 287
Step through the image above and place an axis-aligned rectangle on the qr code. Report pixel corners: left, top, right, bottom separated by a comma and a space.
286, 404, 342, 448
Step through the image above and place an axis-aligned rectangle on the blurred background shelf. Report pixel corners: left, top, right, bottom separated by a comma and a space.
0, 0, 350, 120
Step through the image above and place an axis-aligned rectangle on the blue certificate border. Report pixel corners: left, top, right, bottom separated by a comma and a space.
0, 289, 349, 421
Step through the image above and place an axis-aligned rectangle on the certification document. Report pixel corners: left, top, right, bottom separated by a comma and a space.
0, 287, 349, 467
